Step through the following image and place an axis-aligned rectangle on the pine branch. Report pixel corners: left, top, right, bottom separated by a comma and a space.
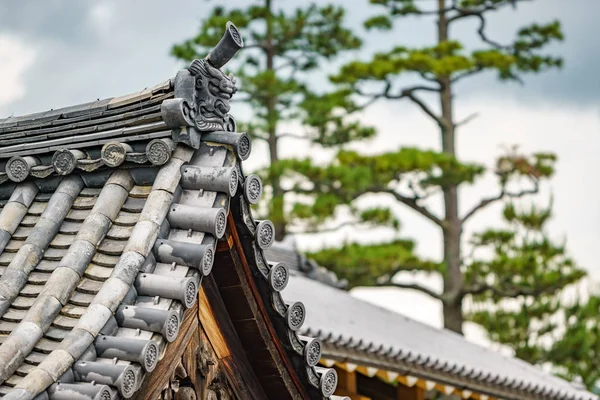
382, 189, 445, 227
465, 280, 565, 297
368, 85, 442, 125
276, 132, 309, 140
377, 281, 443, 300
401, 90, 443, 125
357, 83, 440, 112
419, 71, 439, 83
473, 12, 509, 50
455, 112, 479, 127
386, 2, 455, 17
289, 220, 363, 235
451, 67, 484, 83
447, 0, 529, 84
388, 85, 441, 97
448, 1, 529, 25
461, 180, 539, 223
355, 81, 392, 108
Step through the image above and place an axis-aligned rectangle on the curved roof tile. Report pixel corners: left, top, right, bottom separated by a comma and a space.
283, 273, 598, 400
0, 22, 337, 400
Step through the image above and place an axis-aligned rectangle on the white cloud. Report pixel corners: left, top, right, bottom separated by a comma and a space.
88, 3, 115, 36
0, 36, 36, 109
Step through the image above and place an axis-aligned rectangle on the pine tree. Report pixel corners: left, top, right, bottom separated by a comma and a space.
171, 0, 372, 240
281, 0, 570, 334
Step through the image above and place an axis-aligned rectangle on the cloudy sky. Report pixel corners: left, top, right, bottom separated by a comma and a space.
1, 0, 599, 347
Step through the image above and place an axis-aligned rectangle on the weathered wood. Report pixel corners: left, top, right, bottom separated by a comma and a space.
223, 213, 309, 399
196, 324, 237, 400
181, 325, 200, 392
133, 303, 199, 400
397, 383, 425, 400
199, 276, 266, 400
332, 366, 372, 400
216, 234, 234, 252
356, 373, 399, 400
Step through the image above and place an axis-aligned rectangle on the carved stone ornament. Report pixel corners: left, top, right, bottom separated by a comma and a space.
146, 138, 174, 166
187, 22, 243, 132
268, 262, 289, 292
101, 141, 132, 167
202, 246, 215, 276
256, 220, 275, 250
286, 302, 306, 331
6, 156, 38, 182
188, 59, 238, 132
319, 367, 339, 397
243, 174, 262, 205
304, 338, 322, 367
52, 149, 85, 175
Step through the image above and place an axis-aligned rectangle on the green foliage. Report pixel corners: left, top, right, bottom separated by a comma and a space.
171, 1, 371, 238
309, 239, 442, 288
546, 296, 600, 388
335, 0, 563, 87
465, 202, 584, 304
279, 146, 489, 229
171, 3, 365, 141
278, 0, 592, 388
465, 201, 588, 376
300, 89, 376, 146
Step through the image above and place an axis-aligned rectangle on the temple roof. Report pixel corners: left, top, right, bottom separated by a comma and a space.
0, 22, 341, 400
283, 273, 597, 400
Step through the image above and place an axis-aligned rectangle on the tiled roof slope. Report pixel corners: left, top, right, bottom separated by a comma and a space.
284, 273, 598, 400
0, 22, 340, 400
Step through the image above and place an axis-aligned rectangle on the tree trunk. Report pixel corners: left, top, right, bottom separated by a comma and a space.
438, 0, 464, 334
264, 0, 286, 241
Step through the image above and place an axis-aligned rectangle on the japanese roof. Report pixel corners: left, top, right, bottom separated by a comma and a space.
0, 22, 340, 400
283, 273, 597, 400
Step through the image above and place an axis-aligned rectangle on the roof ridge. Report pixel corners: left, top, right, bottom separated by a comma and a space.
286, 274, 598, 400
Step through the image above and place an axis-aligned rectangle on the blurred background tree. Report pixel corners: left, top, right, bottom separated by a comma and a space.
171, 0, 374, 240
285, 0, 568, 332
283, 0, 596, 388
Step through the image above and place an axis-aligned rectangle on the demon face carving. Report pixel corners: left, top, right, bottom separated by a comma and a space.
188, 59, 237, 132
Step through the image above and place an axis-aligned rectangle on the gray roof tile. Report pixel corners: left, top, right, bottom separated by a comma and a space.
284, 274, 597, 400
0, 103, 336, 400
0, 22, 338, 399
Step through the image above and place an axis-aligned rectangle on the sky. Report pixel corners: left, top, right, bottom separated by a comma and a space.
1, 0, 599, 349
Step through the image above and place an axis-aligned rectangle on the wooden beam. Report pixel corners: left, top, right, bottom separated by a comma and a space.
335, 365, 357, 393
133, 303, 199, 400
222, 211, 310, 399
216, 233, 234, 251
334, 366, 371, 400
357, 373, 397, 400
198, 276, 267, 400
397, 384, 425, 400
180, 324, 201, 394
